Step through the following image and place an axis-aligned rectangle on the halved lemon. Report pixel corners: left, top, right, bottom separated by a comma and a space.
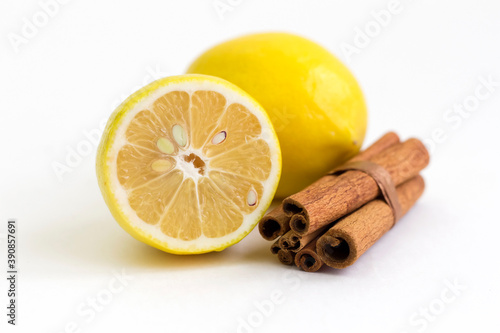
97, 74, 281, 254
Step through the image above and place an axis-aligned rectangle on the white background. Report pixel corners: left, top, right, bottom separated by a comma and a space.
1, 0, 499, 332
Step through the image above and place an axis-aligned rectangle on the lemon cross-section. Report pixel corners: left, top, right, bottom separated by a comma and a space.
96, 75, 281, 254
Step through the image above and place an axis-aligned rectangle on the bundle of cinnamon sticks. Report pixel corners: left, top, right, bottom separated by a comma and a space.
258, 132, 429, 272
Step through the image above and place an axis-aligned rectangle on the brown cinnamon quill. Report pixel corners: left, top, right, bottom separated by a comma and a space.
277, 249, 295, 265
259, 132, 401, 241
294, 237, 324, 272
316, 175, 425, 269
284, 226, 329, 252
278, 231, 294, 249
285, 138, 429, 235
283, 132, 401, 217
270, 239, 281, 255
258, 205, 291, 241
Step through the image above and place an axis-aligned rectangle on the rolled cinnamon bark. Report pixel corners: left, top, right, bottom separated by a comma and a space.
278, 231, 295, 249
283, 132, 400, 217
270, 239, 281, 255
286, 138, 429, 235
295, 238, 324, 272
277, 249, 296, 265
261, 133, 401, 241
258, 205, 291, 241
316, 175, 425, 269
349, 132, 401, 164
288, 226, 329, 252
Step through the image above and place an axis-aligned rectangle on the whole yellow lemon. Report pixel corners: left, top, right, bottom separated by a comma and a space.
187, 32, 367, 198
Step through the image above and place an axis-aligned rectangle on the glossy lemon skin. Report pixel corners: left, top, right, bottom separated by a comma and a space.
187, 32, 367, 198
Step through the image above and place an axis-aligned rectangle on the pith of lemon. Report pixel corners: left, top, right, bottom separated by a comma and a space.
187, 32, 368, 198
96, 74, 281, 254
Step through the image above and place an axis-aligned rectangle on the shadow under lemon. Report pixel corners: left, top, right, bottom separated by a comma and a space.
33, 200, 278, 272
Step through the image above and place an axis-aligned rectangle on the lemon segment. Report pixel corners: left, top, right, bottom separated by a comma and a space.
203, 103, 262, 158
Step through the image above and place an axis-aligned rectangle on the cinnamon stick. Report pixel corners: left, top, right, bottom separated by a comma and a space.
258, 205, 291, 241
287, 226, 329, 252
295, 238, 324, 272
286, 138, 429, 235
277, 249, 295, 265
261, 133, 400, 241
270, 239, 281, 255
278, 231, 295, 249
316, 175, 425, 269
283, 132, 400, 217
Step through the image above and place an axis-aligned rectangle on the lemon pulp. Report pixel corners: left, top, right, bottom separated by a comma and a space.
97, 75, 281, 254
